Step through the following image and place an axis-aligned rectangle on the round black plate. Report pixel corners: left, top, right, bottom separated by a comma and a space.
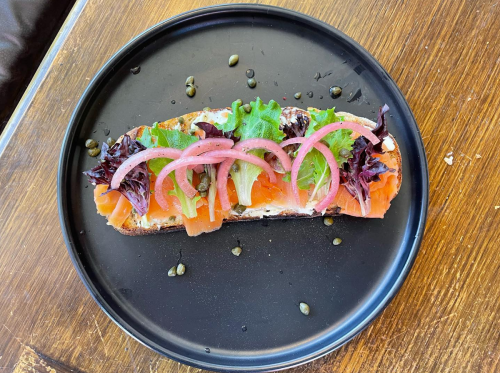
58, 4, 428, 372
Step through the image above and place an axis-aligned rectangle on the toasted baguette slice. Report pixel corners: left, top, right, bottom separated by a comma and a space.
109, 107, 402, 236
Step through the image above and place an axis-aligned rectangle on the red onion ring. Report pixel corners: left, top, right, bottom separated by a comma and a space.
155, 155, 225, 211
110, 147, 182, 190
280, 138, 339, 212
290, 122, 379, 205
175, 138, 234, 198
233, 138, 292, 171
210, 149, 277, 211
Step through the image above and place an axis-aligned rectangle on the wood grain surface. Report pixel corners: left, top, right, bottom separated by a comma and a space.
1, 0, 499, 372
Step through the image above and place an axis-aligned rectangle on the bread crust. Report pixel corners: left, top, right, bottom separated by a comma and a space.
110, 107, 402, 236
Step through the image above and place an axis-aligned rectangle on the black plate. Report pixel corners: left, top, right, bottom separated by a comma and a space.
58, 4, 428, 372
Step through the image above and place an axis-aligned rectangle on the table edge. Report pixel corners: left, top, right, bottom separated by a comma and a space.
0, 0, 89, 158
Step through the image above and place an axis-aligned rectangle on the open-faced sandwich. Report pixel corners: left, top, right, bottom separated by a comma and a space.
83, 98, 401, 236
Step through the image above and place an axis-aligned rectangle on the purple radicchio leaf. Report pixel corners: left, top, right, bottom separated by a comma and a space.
195, 122, 240, 142
340, 105, 395, 216
83, 134, 150, 216
283, 112, 310, 139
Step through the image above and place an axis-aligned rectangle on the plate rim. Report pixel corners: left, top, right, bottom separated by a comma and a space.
57, 3, 429, 372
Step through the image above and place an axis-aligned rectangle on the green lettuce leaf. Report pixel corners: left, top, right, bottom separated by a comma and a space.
217, 98, 284, 206
137, 123, 155, 148
305, 108, 343, 137
138, 123, 198, 150
161, 128, 198, 149
234, 98, 284, 143
148, 158, 170, 176
324, 128, 354, 166
296, 151, 315, 190
294, 148, 331, 191
312, 148, 331, 189
230, 161, 262, 206
216, 100, 246, 133
306, 107, 353, 166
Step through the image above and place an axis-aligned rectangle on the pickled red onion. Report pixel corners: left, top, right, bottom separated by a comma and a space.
111, 147, 182, 190
209, 149, 277, 211
191, 165, 205, 173
215, 139, 292, 210
233, 138, 292, 171
290, 122, 379, 206
280, 138, 339, 212
155, 155, 224, 211
217, 161, 234, 211
176, 138, 234, 198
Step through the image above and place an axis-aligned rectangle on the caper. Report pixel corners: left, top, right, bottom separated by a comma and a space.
329, 86, 342, 98
196, 183, 208, 192
168, 266, 177, 277
339, 148, 351, 158
200, 191, 207, 197
333, 237, 342, 246
245, 69, 254, 78
235, 99, 243, 107
88, 148, 101, 157
247, 78, 257, 88
230, 163, 240, 173
203, 107, 211, 111
229, 54, 239, 66
186, 85, 196, 97
323, 217, 334, 226
177, 263, 186, 276
242, 104, 252, 113
168, 216, 176, 222
185, 76, 194, 85
233, 203, 246, 214
85, 139, 98, 149
299, 302, 310, 316
178, 116, 185, 124
200, 172, 210, 185
294, 92, 302, 99
106, 137, 116, 147
232, 246, 242, 256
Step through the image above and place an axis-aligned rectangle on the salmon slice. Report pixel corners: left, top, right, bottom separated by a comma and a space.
249, 177, 275, 208
94, 184, 133, 228
227, 179, 239, 205
108, 195, 133, 228
94, 185, 121, 216
334, 151, 399, 218
183, 196, 228, 236
249, 172, 308, 209
147, 179, 182, 221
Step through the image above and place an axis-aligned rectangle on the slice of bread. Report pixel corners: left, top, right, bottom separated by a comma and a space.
113, 107, 401, 236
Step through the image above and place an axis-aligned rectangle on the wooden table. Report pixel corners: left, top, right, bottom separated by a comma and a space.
1, 0, 499, 372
